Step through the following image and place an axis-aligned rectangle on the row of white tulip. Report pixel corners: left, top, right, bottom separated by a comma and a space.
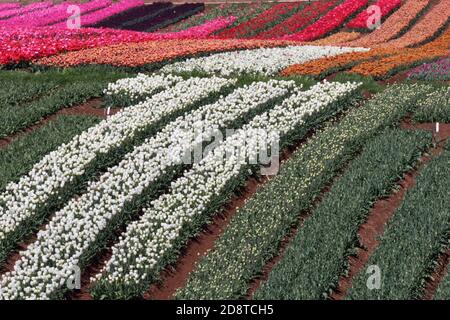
91, 80, 361, 298
161, 46, 369, 76
0, 76, 233, 258
103, 73, 182, 106
0, 80, 294, 300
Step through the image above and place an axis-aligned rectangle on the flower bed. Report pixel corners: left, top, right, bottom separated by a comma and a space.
91, 80, 360, 299
256, 0, 337, 39
0, 79, 296, 300
175, 84, 433, 300
35, 39, 292, 67
0, 1, 51, 20
52, 0, 144, 28
284, 0, 368, 41
125, 3, 205, 32
92, 2, 170, 29
162, 45, 368, 76
311, 31, 361, 45
0, 76, 232, 270
346, 0, 402, 30
378, 0, 450, 48
407, 57, 450, 81
0, 26, 156, 65
0, 3, 21, 12
216, 2, 304, 39
345, 0, 430, 47
147, 16, 237, 40
349, 28, 450, 78
281, 48, 392, 77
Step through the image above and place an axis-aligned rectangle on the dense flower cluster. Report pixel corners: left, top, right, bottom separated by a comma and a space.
0, 79, 295, 300
346, 0, 429, 47
256, 0, 337, 39
0, 26, 155, 65
162, 45, 368, 76
281, 48, 390, 76
0, 77, 232, 273
36, 39, 292, 67
91, 80, 360, 298
149, 16, 237, 40
0, 1, 51, 20
103, 73, 183, 107
350, 28, 450, 77
50, 0, 144, 29
377, 0, 450, 48
0, 3, 21, 12
284, 0, 368, 41
311, 31, 361, 45
346, 0, 402, 29
217, 2, 303, 38
407, 57, 450, 81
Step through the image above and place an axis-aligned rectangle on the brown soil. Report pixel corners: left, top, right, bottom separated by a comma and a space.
0, 99, 120, 150
421, 249, 450, 300
329, 121, 450, 300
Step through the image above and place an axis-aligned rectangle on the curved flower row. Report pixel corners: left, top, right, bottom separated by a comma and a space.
36, 39, 292, 67
161, 45, 369, 76
148, 16, 237, 40
175, 84, 433, 300
91, 80, 361, 299
281, 48, 394, 77
407, 57, 450, 81
7, 0, 112, 28
217, 2, 303, 39
0, 1, 51, 20
349, 28, 450, 78
284, 0, 368, 42
346, 0, 402, 29
311, 31, 361, 46
103, 73, 183, 107
52, 0, 144, 28
90, 2, 169, 29
255, 0, 337, 39
0, 79, 292, 300
2, 1, 71, 27
345, 0, 430, 47
0, 76, 232, 266
378, 0, 450, 48
0, 26, 155, 65
0, 3, 21, 12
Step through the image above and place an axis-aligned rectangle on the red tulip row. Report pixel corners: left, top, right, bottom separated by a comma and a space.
255, 0, 338, 39
216, 2, 303, 39
346, 0, 403, 29
284, 0, 368, 41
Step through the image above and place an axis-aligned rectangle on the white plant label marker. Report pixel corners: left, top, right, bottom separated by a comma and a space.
436, 122, 439, 133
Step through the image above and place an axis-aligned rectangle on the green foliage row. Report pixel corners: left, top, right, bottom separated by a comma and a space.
348, 143, 450, 299
0, 115, 101, 192
176, 84, 435, 299
255, 129, 431, 299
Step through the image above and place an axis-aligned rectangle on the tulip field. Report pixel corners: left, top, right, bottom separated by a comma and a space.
0, 0, 449, 301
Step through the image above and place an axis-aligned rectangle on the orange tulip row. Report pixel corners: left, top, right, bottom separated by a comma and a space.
36, 39, 292, 67
344, 0, 429, 47
280, 48, 395, 76
376, 0, 450, 48
310, 31, 361, 46
349, 28, 450, 77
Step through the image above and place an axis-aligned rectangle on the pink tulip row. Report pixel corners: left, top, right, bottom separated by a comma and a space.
53, 0, 144, 28
2, 0, 112, 27
284, 0, 369, 41
0, 3, 21, 12
0, 25, 155, 65
150, 16, 237, 40
0, 1, 52, 20
347, 0, 403, 29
